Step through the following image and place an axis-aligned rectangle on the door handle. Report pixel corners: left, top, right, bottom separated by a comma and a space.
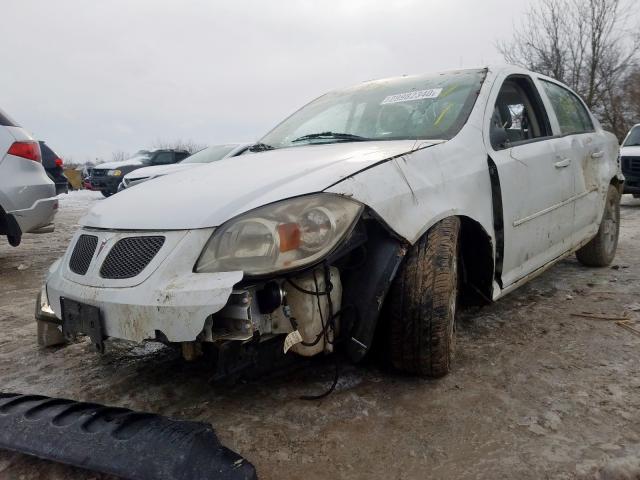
554, 158, 571, 168
591, 150, 604, 159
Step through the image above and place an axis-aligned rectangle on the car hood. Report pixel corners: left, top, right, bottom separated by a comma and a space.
82, 140, 443, 230
94, 157, 149, 170
620, 145, 640, 156
124, 163, 200, 180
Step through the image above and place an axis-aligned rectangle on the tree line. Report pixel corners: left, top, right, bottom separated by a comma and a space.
498, 0, 639, 140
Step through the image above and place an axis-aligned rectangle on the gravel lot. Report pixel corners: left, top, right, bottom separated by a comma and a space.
1, 191, 639, 480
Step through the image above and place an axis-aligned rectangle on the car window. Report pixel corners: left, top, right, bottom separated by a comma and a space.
152, 152, 174, 165
39, 142, 56, 163
0, 107, 18, 127
623, 126, 640, 146
260, 69, 487, 148
491, 76, 552, 150
540, 80, 594, 135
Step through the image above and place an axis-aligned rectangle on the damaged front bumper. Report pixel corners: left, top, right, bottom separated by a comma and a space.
45, 268, 243, 344
43, 228, 243, 345
41, 227, 342, 359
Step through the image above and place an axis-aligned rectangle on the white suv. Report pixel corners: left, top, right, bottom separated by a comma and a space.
0, 107, 58, 246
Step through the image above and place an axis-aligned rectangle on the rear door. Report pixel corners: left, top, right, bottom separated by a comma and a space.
537, 79, 609, 243
485, 74, 575, 287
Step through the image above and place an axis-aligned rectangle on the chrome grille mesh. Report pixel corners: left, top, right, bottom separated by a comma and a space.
99, 236, 165, 279
69, 235, 98, 275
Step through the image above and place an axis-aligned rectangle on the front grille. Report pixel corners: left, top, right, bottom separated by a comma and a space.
69, 235, 98, 275
100, 236, 165, 279
622, 156, 640, 175
92, 169, 107, 177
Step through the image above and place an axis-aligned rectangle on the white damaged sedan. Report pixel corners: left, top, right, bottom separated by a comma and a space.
38, 65, 621, 379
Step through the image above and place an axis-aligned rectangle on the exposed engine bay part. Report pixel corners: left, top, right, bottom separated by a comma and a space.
201, 267, 342, 357
0, 392, 257, 480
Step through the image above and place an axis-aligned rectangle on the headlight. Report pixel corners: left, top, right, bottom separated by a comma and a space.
195, 194, 363, 276
107, 169, 122, 176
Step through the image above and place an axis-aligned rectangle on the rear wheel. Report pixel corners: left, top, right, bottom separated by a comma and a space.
388, 217, 460, 377
576, 185, 620, 267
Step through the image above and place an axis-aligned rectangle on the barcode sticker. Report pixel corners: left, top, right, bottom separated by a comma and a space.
381, 88, 443, 105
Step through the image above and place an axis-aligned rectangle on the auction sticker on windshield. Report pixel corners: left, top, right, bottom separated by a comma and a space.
381, 88, 443, 105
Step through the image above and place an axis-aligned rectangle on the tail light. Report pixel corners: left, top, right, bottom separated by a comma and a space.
55, 157, 63, 167
7, 141, 41, 162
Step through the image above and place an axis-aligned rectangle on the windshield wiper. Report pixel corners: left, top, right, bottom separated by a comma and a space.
248, 143, 275, 152
291, 132, 371, 143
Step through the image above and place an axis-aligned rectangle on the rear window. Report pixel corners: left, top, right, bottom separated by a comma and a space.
39, 142, 58, 164
0, 107, 18, 127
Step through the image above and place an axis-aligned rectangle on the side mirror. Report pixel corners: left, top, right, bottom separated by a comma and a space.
490, 125, 509, 150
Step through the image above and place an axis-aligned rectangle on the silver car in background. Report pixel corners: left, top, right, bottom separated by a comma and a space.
0, 107, 58, 247
118, 143, 252, 191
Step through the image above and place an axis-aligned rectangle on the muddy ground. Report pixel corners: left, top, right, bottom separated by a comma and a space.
1, 191, 639, 480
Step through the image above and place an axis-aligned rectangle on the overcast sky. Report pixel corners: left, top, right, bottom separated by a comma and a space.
1, 0, 529, 163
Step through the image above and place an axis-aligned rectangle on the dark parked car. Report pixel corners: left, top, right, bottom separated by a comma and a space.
87, 149, 190, 197
39, 141, 68, 195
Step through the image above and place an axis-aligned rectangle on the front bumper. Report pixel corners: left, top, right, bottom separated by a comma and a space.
89, 175, 121, 192
44, 228, 243, 343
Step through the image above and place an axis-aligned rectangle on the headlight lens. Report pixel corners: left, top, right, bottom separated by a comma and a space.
108, 169, 122, 176
195, 194, 363, 276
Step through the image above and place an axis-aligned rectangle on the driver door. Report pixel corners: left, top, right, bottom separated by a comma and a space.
486, 74, 576, 287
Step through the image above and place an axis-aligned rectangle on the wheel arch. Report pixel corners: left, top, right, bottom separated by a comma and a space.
344, 212, 494, 362
611, 174, 624, 195
458, 215, 495, 305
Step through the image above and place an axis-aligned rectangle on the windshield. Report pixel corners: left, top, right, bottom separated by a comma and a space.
259, 69, 486, 149
182, 144, 238, 164
623, 126, 640, 146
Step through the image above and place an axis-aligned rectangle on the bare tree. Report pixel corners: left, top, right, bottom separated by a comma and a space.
111, 150, 129, 163
497, 0, 639, 139
152, 139, 207, 154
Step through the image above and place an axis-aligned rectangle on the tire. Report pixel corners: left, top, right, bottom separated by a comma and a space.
388, 217, 460, 377
7, 235, 21, 247
101, 190, 113, 198
576, 185, 620, 267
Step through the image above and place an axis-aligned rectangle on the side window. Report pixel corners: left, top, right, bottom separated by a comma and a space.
541, 80, 594, 135
491, 76, 552, 150
152, 152, 174, 165
175, 152, 189, 161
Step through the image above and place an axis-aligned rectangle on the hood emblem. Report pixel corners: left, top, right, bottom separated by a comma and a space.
96, 239, 109, 257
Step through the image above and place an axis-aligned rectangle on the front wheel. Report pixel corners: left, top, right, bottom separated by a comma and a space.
101, 190, 113, 198
576, 185, 620, 267
388, 217, 460, 377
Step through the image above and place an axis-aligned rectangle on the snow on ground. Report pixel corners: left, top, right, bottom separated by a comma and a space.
0, 196, 639, 479
56, 190, 103, 210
